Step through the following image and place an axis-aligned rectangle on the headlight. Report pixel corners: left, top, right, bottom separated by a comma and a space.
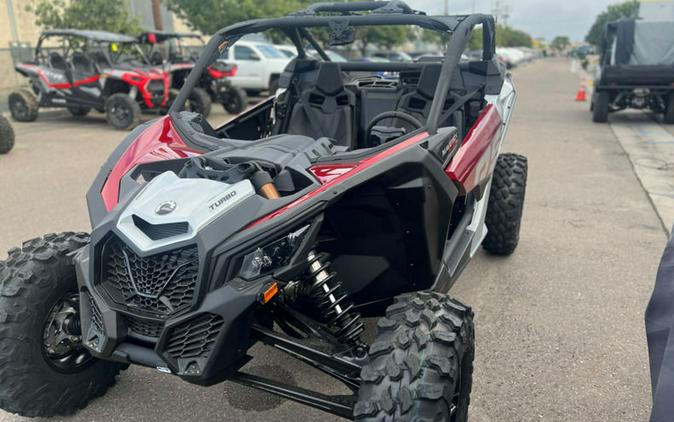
238, 225, 310, 279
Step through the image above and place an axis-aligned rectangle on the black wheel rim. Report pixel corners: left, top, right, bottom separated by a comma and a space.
110, 101, 131, 127
10, 96, 27, 119
225, 95, 242, 113
42, 291, 94, 373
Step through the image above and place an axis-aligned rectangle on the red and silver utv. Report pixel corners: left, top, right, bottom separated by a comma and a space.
0, 2, 526, 420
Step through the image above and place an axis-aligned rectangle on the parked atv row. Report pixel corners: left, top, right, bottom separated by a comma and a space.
8, 30, 247, 131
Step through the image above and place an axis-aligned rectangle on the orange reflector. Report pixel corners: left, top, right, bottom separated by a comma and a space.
262, 283, 279, 304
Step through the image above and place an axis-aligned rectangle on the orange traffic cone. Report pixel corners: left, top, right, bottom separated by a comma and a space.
575, 83, 587, 102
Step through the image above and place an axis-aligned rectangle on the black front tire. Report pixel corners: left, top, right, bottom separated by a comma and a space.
664, 93, 674, 124
222, 86, 248, 114
355, 292, 475, 421
8, 89, 39, 122
105, 93, 141, 130
592, 91, 609, 123
0, 233, 123, 417
0, 115, 15, 154
483, 153, 528, 255
67, 105, 92, 117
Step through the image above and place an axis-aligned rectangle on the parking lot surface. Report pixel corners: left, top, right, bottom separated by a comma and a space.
0, 58, 665, 421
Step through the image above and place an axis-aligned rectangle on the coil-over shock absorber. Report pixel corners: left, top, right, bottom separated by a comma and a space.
306, 251, 364, 346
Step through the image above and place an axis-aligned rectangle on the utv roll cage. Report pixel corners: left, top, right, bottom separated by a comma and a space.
35, 29, 150, 67
172, 0, 496, 135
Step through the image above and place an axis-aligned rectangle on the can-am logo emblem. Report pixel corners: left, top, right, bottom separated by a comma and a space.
155, 201, 177, 215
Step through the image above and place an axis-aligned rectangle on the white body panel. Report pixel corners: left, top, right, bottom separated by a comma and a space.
117, 171, 255, 253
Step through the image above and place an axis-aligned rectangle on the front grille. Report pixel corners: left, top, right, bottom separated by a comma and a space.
147, 79, 165, 94
100, 237, 199, 318
125, 315, 164, 338
166, 313, 224, 359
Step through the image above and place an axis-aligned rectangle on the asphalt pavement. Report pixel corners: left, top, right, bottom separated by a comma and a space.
0, 58, 666, 421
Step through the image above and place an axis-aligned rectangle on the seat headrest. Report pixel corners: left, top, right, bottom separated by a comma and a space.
316, 62, 344, 96
417, 64, 442, 98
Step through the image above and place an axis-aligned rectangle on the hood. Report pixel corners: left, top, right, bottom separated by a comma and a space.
116, 171, 255, 253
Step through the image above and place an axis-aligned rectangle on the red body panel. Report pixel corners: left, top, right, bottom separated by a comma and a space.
118, 69, 170, 108
101, 117, 202, 211
17, 64, 99, 89
445, 104, 503, 194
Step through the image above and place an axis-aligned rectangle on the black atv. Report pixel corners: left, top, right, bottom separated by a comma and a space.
9, 30, 170, 130
0, 2, 526, 420
139, 31, 248, 115
0, 114, 15, 154
592, 19, 674, 123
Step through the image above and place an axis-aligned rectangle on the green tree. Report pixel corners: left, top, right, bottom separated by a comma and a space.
585, 0, 640, 46
358, 26, 412, 56
29, 0, 142, 35
166, 0, 304, 35
467, 25, 533, 51
168, 0, 412, 53
550, 35, 571, 51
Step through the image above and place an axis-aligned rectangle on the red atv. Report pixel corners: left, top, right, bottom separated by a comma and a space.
138, 31, 249, 115
0, 2, 526, 420
9, 30, 170, 130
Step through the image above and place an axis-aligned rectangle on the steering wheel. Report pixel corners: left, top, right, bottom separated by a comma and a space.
365, 111, 424, 141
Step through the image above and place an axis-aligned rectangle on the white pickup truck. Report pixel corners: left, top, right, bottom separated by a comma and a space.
223, 41, 291, 94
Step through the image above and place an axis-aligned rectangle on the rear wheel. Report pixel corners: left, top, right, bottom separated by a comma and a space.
0, 115, 15, 154
67, 105, 91, 117
222, 86, 248, 114
0, 233, 123, 417
355, 292, 475, 421
105, 93, 141, 130
8, 89, 39, 122
483, 153, 528, 256
664, 93, 674, 124
592, 91, 609, 123
178, 87, 212, 118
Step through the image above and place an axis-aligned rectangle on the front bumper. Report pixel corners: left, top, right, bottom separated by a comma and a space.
74, 242, 268, 385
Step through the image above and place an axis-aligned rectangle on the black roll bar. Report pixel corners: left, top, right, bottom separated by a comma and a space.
291, 1, 415, 16
171, 12, 497, 136
427, 14, 496, 135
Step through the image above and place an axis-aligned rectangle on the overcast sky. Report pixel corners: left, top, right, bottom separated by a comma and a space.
406, 0, 625, 42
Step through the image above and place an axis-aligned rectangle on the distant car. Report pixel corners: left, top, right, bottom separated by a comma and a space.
274, 45, 297, 58
276, 45, 349, 63
223, 41, 291, 94
373, 51, 413, 62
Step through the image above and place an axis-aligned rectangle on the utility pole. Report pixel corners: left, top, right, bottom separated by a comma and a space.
6, 0, 19, 42
472, 0, 477, 13
444, 0, 449, 15
151, 0, 163, 31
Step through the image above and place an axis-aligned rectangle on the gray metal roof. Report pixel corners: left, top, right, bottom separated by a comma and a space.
41, 29, 137, 43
